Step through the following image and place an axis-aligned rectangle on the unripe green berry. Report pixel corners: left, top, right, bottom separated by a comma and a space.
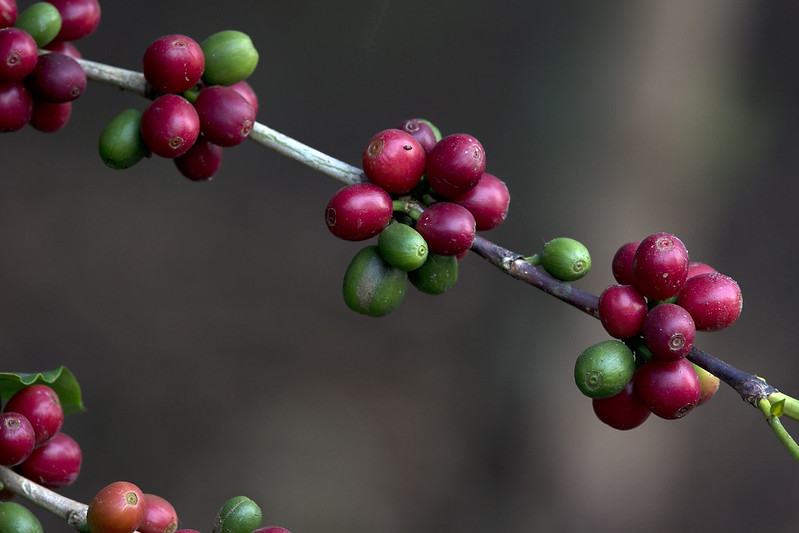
0, 501, 44, 533
377, 223, 428, 271
343, 246, 407, 317
212, 496, 262, 533
574, 340, 635, 399
540, 237, 591, 281
14, 2, 61, 47
201, 30, 259, 86
98, 109, 150, 170
408, 253, 458, 295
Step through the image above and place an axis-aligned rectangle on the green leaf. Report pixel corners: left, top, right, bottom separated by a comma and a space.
771, 397, 786, 417
0, 366, 85, 415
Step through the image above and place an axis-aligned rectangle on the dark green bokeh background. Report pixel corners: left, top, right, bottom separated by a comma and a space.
4, 1, 799, 531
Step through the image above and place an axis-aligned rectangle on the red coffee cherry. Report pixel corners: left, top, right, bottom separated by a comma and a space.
0, 80, 33, 131
143, 34, 205, 94
677, 272, 743, 331
139, 493, 178, 533
25, 52, 86, 102
325, 183, 393, 241
140, 94, 200, 158
687, 261, 715, 279
362, 128, 426, 194
632, 232, 689, 301
451, 172, 510, 231
3, 384, 63, 447
426, 133, 486, 198
229, 80, 258, 116
611, 241, 640, 286
48, 0, 101, 41
17, 432, 82, 488
397, 118, 438, 154
642, 302, 695, 360
415, 202, 476, 256
174, 136, 223, 181
30, 99, 71, 132
44, 39, 82, 59
193, 85, 255, 147
592, 379, 651, 430
87, 481, 146, 533
0, 412, 35, 466
0, 0, 17, 28
597, 284, 647, 339
634, 358, 701, 419
0, 27, 38, 81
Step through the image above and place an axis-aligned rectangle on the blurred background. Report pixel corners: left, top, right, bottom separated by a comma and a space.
4, 0, 799, 531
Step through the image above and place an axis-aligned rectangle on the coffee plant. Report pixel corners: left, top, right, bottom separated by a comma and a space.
2, 1, 798, 531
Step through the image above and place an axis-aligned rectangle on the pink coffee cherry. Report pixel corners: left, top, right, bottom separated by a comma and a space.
30, 99, 71, 132
677, 272, 743, 331
398, 118, 438, 154
0, 0, 17, 28
611, 241, 640, 286
17, 431, 82, 488
25, 52, 87, 102
632, 232, 689, 301
642, 302, 695, 360
0, 80, 33, 131
139, 494, 178, 533
687, 261, 716, 279
140, 93, 200, 158
634, 358, 700, 419
193, 85, 255, 147
426, 133, 486, 198
0, 27, 38, 82
325, 183, 393, 241
174, 135, 223, 181
143, 34, 205, 94
0, 412, 35, 466
592, 379, 650, 430
362, 128, 426, 194
48, 0, 101, 42
44, 40, 82, 59
597, 284, 647, 339
229, 80, 258, 116
415, 202, 476, 256
3, 384, 63, 447
451, 172, 510, 231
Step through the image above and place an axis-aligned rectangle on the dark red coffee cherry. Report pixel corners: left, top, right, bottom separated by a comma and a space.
0, 412, 35, 466
17, 431, 81, 488
30, 99, 71, 132
3, 384, 63, 447
139, 493, 178, 533
597, 284, 647, 339
591, 379, 651, 430
0, 27, 37, 81
174, 135, 223, 181
426, 133, 486, 198
634, 358, 700, 419
642, 302, 695, 360
632, 232, 689, 301
143, 34, 205, 94
229, 80, 258, 116
677, 272, 742, 331
687, 261, 715, 279
611, 241, 639, 286
398, 118, 438, 154
0, 0, 17, 28
193, 85, 255, 147
325, 183, 393, 241
0, 80, 32, 130
25, 52, 86, 102
451, 172, 510, 231
140, 94, 200, 158
362, 128, 426, 194
48, 0, 100, 42
87, 481, 146, 533
44, 39, 81, 58
415, 202, 476, 256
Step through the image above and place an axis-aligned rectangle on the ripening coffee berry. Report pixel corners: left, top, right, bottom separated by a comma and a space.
0, 27, 38, 81
398, 118, 439, 154
597, 284, 647, 339
174, 136, 223, 181
194, 85, 255, 146
632, 232, 689, 301
30, 99, 71, 132
343, 246, 407, 317
611, 241, 640, 286
426, 133, 486, 198
139, 494, 179, 533
362, 129, 426, 194
0, 501, 43, 533
229, 80, 258, 116
642, 302, 695, 360
3, 384, 63, 447
415, 202, 476, 256
99, 108, 150, 169
201, 30, 259, 86
540, 237, 591, 282
17, 431, 81, 488
0, 80, 32, 131
377, 223, 428, 271
13, 2, 61, 47
0, 0, 17, 28
634, 358, 700, 419
687, 261, 715, 279
408, 253, 458, 294
143, 34, 205, 94
26, 52, 86, 102
140, 94, 200, 158
451, 172, 510, 231
48, 0, 100, 41
574, 340, 635, 399
325, 183, 393, 241
692, 363, 720, 405
591, 379, 651, 430
44, 39, 81, 58
677, 272, 743, 331
212, 496, 263, 533
0, 412, 35, 466
87, 481, 146, 533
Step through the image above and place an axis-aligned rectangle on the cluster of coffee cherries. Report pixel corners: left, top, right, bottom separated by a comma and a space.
0, 0, 100, 132
325, 119, 511, 316
98, 29, 259, 181
573, 232, 743, 430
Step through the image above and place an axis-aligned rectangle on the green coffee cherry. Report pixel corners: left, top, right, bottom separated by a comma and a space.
343, 246, 407, 317
0, 502, 44, 533
14, 2, 62, 47
377, 223, 428, 271
212, 496, 262, 533
540, 237, 591, 281
574, 340, 635, 399
201, 30, 259, 86
408, 253, 458, 295
98, 109, 150, 170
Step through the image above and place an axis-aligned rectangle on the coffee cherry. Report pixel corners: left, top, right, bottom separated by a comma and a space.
201, 30, 259, 86
0, 501, 43, 533
30, 98, 70, 131
611, 241, 639, 286
426, 133, 486, 198
212, 495, 262, 533
632, 232, 689, 301
377, 223, 428, 271
99, 108, 150, 169
540, 237, 591, 282
451, 172, 510, 231
174, 135, 223, 181
252, 528, 293, 533
677, 272, 743, 331
44, 39, 81, 58
398, 118, 439, 154
229, 80, 258, 116
143, 34, 205, 94
139, 494, 178, 533
597, 284, 647, 339
342, 246, 407, 317
642, 302, 695, 360
3, 384, 63, 447
408, 253, 458, 294
0, 80, 32, 130
87, 481, 146, 533
0, 27, 38, 81
687, 261, 715, 279
325, 183, 393, 241
26, 52, 86, 102
17, 432, 81, 488
140, 94, 200, 158
13, 2, 61, 47
692, 363, 720, 406
415, 202, 475, 256
48, 0, 99, 41
0, 412, 35, 466
574, 340, 635, 399
362, 129, 426, 194
194, 85, 255, 147
0, 0, 17, 28
591, 379, 651, 430
634, 358, 700, 419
